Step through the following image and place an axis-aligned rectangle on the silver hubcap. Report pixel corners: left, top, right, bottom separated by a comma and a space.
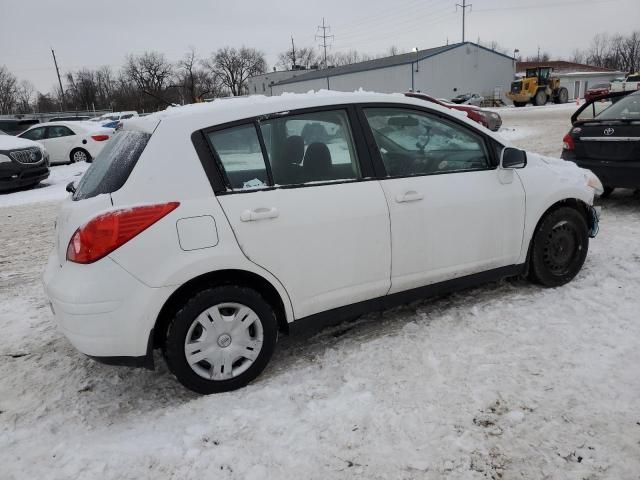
184, 302, 264, 381
73, 150, 87, 162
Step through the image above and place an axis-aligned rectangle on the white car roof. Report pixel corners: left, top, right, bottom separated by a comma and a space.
123, 90, 503, 142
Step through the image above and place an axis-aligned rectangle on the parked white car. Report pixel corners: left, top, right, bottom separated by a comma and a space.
90, 111, 139, 122
43, 92, 602, 394
610, 73, 640, 93
18, 121, 112, 164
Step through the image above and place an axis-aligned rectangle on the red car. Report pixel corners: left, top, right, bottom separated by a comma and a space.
584, 83, 610, 103
405, 92, 502, 131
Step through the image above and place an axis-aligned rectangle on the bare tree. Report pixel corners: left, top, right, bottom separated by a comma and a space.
175, 48, 220, 103
327, 50, 373, 66
277, 46, 319, 70
206, 47, 266, 96
0, 65, 18, 114
124, 52, 174, 95
15, 80, 35, 113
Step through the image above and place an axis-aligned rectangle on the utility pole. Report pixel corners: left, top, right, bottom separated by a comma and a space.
537, 45, 541, 62
291, 36, 297, 68
456, 0, 472, 43
51, 48, 65, 109
315, 18, 334, 68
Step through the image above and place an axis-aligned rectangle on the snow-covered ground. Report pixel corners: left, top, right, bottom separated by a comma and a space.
1, 104, 639, 479
0, 162, 88, 208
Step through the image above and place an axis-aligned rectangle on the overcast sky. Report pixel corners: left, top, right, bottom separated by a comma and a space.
1, 0, 637, 93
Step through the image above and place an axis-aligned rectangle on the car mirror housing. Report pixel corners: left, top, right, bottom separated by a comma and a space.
500, 147, 527, 169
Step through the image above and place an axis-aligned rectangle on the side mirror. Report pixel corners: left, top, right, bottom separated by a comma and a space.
500, 147, 527, 169
66, 181, 76, 193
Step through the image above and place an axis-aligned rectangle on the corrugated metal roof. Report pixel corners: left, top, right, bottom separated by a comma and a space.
273, 42, 513, 86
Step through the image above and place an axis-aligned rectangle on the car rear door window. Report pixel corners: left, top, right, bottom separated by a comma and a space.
363, 107, 490, 177
259, 110, 361, 186
47, 125, 75, 138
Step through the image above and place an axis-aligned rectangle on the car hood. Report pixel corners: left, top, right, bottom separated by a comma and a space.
528, 151, 593, 183
0, 135, 42, 151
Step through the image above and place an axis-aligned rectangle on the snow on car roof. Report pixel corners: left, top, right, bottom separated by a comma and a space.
123, 90, 496, 140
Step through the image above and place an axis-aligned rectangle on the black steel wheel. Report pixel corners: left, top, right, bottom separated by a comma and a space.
529, 207, 589, 287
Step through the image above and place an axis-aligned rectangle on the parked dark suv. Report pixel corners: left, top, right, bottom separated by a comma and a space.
0, 118, 39, 136
0, 130, 50, 192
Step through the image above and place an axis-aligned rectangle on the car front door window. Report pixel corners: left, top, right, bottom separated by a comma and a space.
21, 127, 46, 141
363, 108, 490, 177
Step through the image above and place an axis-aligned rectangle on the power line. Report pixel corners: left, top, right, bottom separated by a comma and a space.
455, 0, 472, 42
315, 18, 334, 68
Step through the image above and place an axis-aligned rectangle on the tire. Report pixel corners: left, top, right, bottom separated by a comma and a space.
554, 87, 569, 104
513, 101, 527, 107
70, 148, 90, 163
164, 285, 278, 394
529, 207, 589, 287
534, 89, 547, 106
599, 186, 614, 198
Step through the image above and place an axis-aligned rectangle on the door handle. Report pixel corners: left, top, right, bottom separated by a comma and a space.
240, 207, 279, 222
395, 191, 424, 203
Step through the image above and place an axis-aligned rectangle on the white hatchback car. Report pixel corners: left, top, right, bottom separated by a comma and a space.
19, 121, 111, 164
43, 92, 602, 394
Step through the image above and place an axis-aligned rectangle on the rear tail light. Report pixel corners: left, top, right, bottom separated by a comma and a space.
91, 134, 110, 141
562, 133, 575, 151
66, 202, 179, 264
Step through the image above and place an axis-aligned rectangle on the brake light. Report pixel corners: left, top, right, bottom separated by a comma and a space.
66, 202, 179, 264
562, 133, 575, 151
91, 134, 110, 141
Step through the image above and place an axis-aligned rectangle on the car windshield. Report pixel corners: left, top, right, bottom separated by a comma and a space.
596, 94, 640, 120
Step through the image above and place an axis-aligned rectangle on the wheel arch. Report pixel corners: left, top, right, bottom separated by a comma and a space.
524, 197, 591, 272
153, 269, 290, 349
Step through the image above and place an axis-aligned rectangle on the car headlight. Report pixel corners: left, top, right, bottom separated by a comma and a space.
584, 170, 604, 195
0, 153, 11, 163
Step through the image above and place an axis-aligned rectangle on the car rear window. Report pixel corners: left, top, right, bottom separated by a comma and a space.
73, 130, 150, 200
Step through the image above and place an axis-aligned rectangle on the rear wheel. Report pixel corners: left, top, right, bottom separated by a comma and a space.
534, 89, 548, 106
70, 148, 90, 163
529, 207, 589, 287
164, 285, 278, 394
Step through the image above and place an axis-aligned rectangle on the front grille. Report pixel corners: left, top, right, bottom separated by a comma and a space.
10, 147, 42, 164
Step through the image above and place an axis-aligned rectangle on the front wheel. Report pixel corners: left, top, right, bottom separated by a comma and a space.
529, 207, 589, 287
534, 89, 548, 106
164, 285, 278, 394
513, 101, 527, 107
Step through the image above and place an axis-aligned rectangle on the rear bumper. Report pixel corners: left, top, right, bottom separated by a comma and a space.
43, 250, 174, 366
561, 153, 640, 188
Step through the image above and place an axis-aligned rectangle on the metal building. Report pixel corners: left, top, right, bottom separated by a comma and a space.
268, 42, 515, 102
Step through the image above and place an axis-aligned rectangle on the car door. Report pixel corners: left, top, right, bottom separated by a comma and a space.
43, 125, 77, 164
359, 105, 526, 294
204, 107, 391, 319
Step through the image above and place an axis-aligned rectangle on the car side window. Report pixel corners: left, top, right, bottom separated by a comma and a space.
363, 107, 490, 177
206, 124, 269, 190
21, 127, 46, 141
47, 126, 75, 138
259, 110, 361, 185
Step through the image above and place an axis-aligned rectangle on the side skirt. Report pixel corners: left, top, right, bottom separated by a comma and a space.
289, 264, 525, 336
